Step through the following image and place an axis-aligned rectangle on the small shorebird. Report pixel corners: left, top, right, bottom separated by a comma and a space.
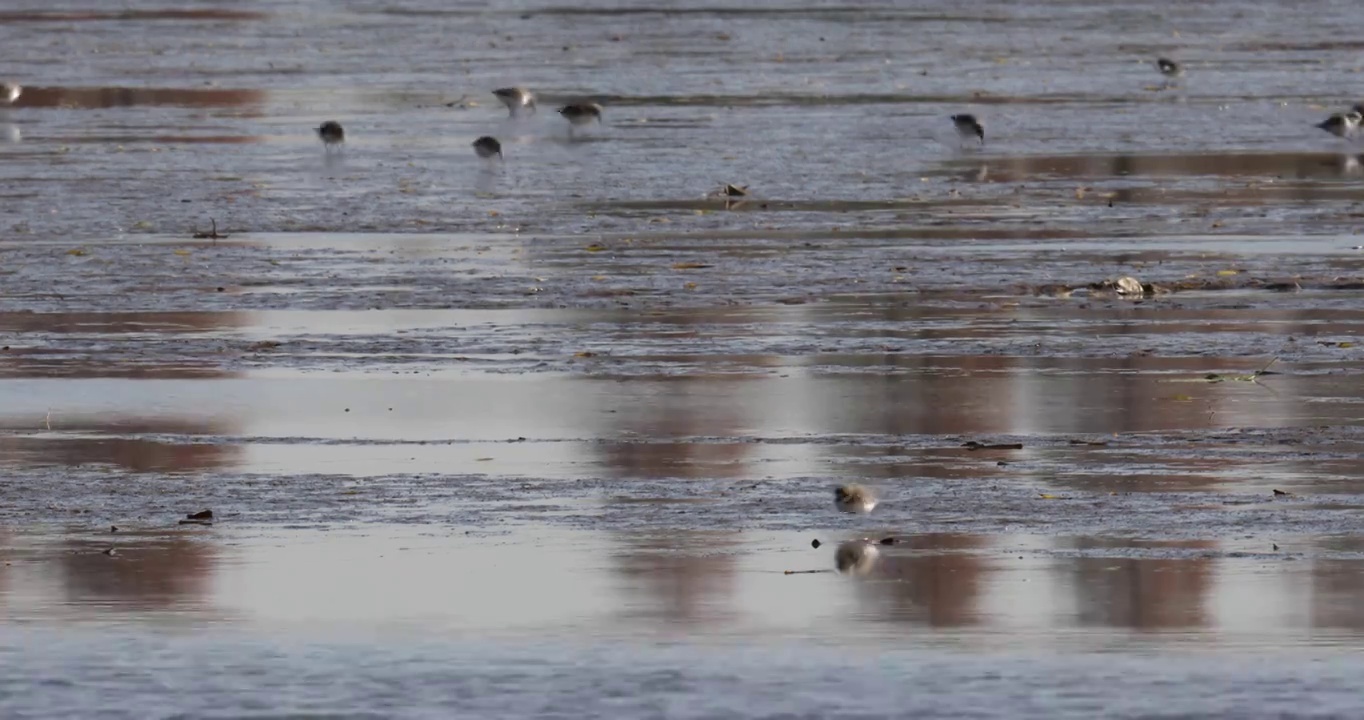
559, 102, 603, 135
472, 135, 503, 159
1317, 110, 1362, 140
1, 83, 20, 105
1155, 57, 1183, 78
493, 87, 536, 117
316, 120, 344, 151
834, 484, 877, 514
950, 114, 984, 145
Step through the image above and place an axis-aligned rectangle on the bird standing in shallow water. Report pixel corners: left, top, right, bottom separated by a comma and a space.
1, 83, 20, 105
559, 103, 603, 136
316, 121, 344, 151
472, 136, 503, 159
950, 114, 984, 146
1317, 110, 1362, 140
493, 87, 536, 117
834, 484, 877, 514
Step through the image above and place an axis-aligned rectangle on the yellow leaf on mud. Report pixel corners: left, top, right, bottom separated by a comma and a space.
671, 262, 712, 270
1170, 394, 1195, 402
66, 248, 88, 257
173, 249, 191, 257
1216, 269, 1241, 276
585, 244, 606, 252
1038, 493, 1061, 499
574, 351, 597, 358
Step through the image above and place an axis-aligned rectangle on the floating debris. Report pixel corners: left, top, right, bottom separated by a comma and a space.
962, 441, 1024, 450
180, 509, 215, 526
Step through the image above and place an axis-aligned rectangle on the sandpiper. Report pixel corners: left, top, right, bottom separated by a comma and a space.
1317, 110, 1362, 139
950, 114, 984, 145
1, 83, 20, 105
493, 87, 536, 117
559, 102, 603, 134
472, 135, 503, 159
834, 484, 877, 514
1155, 57, 1183, 78
316, 120, 344, 151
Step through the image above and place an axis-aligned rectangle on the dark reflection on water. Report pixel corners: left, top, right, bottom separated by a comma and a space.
1063, 538, 1214, 630
1311, 560, 1364, 631
53, 535, 218, 611
972, 152, 1364, 182
849, 534, 989, 628
595, 376, 770, 480
12, 87, 266, 110
612, 532, 740, 624
0, 430, 241, 473
0, 310, 249, 334
0, 310, 245, 470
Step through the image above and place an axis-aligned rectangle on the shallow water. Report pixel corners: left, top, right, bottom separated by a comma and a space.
5, 0, 1364, 717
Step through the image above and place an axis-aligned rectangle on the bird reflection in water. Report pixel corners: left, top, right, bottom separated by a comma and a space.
834, 541, 880, 577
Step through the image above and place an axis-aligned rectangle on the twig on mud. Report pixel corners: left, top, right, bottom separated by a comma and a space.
782, 569, 830, 575
1164, 356, 1280, 385
192, 218, 229, 241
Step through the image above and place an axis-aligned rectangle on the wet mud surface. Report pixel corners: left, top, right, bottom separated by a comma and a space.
5, 0, 1364, 717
